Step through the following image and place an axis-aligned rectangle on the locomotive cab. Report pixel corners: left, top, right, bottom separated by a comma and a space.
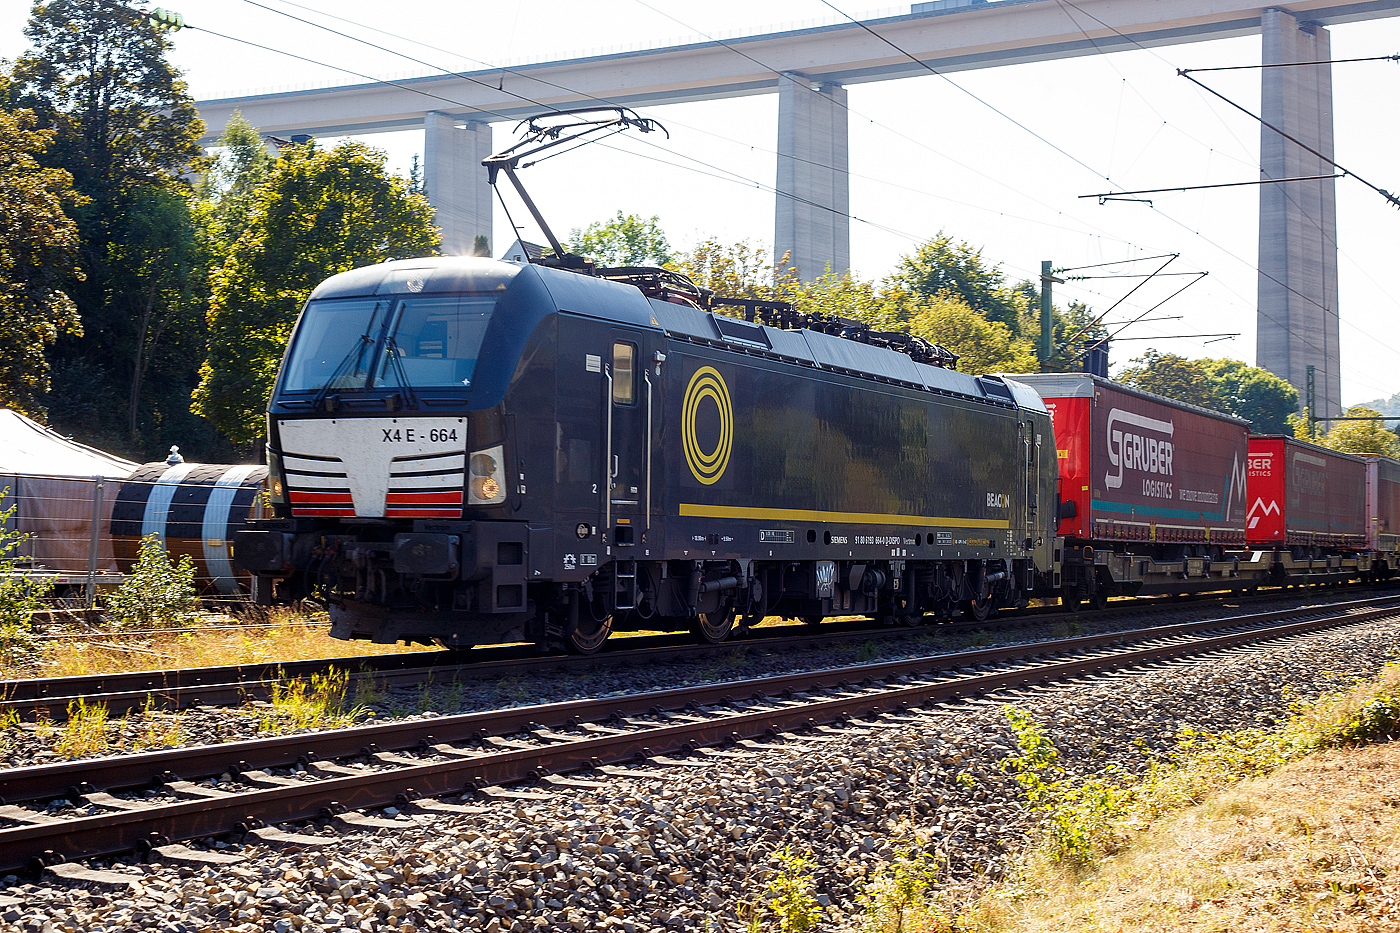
237, 256, 658, 647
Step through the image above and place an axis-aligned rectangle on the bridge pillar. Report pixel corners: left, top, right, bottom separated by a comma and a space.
775, 73, 850, 282
1256, 9, 1340, 418
424, 113, 494, 257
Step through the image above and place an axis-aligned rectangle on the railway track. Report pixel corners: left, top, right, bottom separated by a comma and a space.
7, 586, 1390, 721
1, 594, 1397, 879
0, 618, 912, 720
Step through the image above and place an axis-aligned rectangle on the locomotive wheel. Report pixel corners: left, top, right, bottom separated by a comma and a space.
691, 608, 736, 644
800, 614, 824, 627
961, 598, 994, 622
1090, 590, 1110, 611
565, 612, 613, 654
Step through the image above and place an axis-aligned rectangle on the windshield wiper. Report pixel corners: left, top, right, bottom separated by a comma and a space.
379, 334, 418, 411
311, 333, 375, 412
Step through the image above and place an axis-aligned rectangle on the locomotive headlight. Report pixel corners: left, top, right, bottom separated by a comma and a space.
468, 444, 507, 505
266, 447, 286, 504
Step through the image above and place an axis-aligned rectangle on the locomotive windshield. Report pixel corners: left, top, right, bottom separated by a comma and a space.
281, 294, 498, 392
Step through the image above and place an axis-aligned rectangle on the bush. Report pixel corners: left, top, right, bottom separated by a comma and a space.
0, 490, 48, 669
105, 534, 200, 629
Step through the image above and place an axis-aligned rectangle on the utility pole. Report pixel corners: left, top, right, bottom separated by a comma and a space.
1039, 261, 1062, 370
1306, 364, 1316, 439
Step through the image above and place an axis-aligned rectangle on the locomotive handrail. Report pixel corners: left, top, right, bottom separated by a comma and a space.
645, 371, 654, 536
604, 365, 614, 540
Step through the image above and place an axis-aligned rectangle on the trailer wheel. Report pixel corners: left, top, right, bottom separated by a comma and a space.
691, 608, 736, 644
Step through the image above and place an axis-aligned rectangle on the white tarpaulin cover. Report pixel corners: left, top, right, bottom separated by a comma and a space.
0, 410, 138, 573
0, 409, 138, 478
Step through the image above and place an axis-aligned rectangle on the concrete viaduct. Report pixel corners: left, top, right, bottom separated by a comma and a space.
195, 0, 1400, 417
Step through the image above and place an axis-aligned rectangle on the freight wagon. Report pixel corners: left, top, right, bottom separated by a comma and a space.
1366, 455, 1400, 575
1010, 373, 1269, 605
1246, 436, 1374, 582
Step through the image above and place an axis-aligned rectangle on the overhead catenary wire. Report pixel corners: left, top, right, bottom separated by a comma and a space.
1185, 54, 1400, 73
187, 2, 1397, 392
809, 0, 1356, 363
225, 0, 1248, 331
189, 8, 925, 255
189, 6, 1277, 356
1176, 69, 1400, 210
1081, 174, 1344, 203
1039, 0, 1400, 364
220, 0, 1168, 286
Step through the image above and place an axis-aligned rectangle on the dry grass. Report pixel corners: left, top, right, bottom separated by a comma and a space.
2, 608, 427, 680
854, 664, 1400, 933
999, 742, 1400, 932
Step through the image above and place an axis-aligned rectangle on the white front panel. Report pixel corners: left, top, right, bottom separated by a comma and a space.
279, 418, 466, 517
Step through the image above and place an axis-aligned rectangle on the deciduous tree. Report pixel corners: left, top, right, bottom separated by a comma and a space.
667, 238, 788, 300
12, 0, 205, 223
0, 107, 82, 418
569, 211, 673, 267
1317, 406, 1400, 457
12, 0, 208, 455
196, 110, 273, 261
776, 272, 1038, 374
890, 232, 1025, 333
1200, 359, 1298, 435
906, 294, 1038, 375
1116, 351, 1223, 409
193, 141, 439, 447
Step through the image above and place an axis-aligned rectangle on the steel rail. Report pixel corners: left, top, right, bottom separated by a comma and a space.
0, 619, 916, 719
0, 599, 1394, 871
5, 594, 1395, 805
8, 587, 1390, 720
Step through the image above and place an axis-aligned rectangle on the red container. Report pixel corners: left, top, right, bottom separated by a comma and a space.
1365, 456, 1400, 551
1245, 436, 1366, 548
1013, 374, 1250, 547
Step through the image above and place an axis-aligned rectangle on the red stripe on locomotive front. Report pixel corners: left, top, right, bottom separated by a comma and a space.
288, 491, 354, 504
385, 491, 464, 505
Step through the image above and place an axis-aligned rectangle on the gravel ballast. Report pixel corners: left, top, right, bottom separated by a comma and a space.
1, 615, 1397, 932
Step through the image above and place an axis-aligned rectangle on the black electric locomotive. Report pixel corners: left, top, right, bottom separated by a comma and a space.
234, 255, 1062, 652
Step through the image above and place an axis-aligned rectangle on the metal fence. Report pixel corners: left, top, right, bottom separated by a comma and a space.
1, 468, 266, 607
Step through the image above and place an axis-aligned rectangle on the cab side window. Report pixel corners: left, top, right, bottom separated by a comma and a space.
612, 342, 636, 405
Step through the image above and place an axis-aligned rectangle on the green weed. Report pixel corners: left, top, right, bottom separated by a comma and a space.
858, 845, 945, 932
352, 667, 388, 708
997, 661, 1400, 871
1001, 706, 1131, 865
439, 672, 465, 713
104, 534, 199, 629
53, 698, 111, 757
134, 694, 187, 750
259, 668, 361, 732
0, 491, 50, 671
760, 847, 823, 933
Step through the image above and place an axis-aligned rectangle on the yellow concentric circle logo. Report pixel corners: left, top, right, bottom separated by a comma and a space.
682, 366, 732, 485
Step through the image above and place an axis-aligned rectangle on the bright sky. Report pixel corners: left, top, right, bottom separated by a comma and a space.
4, 1, 1399, 405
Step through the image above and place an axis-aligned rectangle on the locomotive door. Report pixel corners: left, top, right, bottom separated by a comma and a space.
1019, 417, 1035, 547
605, 333, 651, 550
